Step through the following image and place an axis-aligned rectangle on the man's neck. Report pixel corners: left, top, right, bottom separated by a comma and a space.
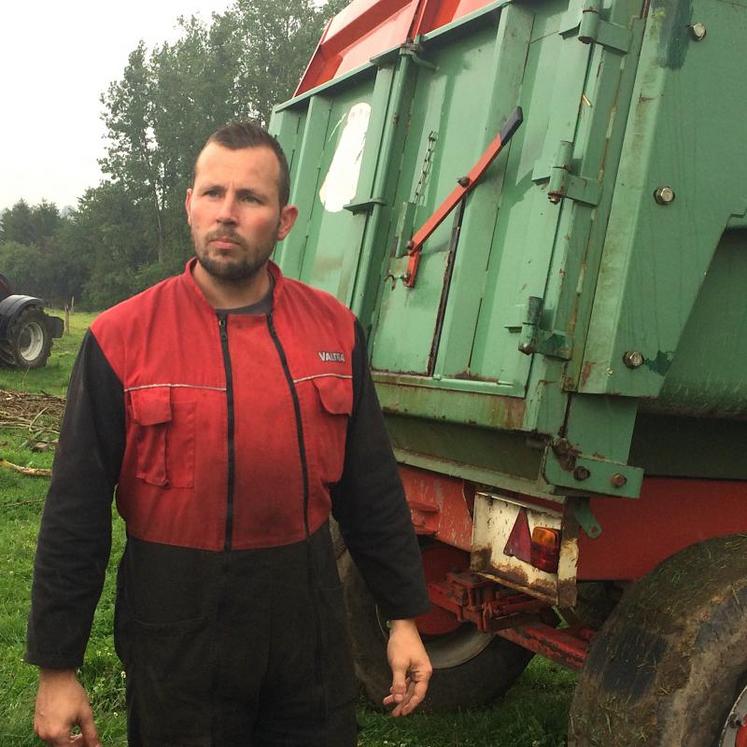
192, 262, 271, 310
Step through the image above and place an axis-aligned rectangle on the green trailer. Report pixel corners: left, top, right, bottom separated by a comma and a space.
270, 0, 747, 743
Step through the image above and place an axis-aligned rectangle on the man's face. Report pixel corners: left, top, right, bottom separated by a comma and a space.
185, 143, 297, 283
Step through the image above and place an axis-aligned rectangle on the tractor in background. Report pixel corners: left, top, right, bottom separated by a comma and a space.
0, 274, 63, 368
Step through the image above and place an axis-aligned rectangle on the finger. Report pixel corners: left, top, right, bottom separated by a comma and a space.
78, 709, 101, 747
388, 663, 408, 704
399, 677, 430, 716
389, 677, 414, 717
382, 683, 409, 706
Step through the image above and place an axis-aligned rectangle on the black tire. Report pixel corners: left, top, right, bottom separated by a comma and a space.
337, 549, 533, 710
568, 535, 747, 747
6, 307, 53, 369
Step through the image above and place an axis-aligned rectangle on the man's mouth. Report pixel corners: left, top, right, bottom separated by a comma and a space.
209, 235, 241, 248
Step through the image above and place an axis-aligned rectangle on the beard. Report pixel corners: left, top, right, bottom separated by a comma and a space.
193, 227, 277, 284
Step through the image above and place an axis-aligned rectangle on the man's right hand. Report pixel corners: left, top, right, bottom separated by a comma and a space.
34, 669, 101, 747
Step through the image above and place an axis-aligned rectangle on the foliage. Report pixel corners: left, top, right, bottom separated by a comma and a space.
0, 200, 62, 250
1, 0, 343, 310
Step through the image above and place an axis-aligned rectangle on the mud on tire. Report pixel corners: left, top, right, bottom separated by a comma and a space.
568, 535, 747, 747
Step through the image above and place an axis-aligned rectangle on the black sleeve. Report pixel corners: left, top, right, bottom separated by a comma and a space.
26, 330, 125, 669
330, 320, 430, 620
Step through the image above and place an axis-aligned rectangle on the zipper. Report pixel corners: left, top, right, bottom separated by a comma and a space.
218, 313, 235, 551
266, 312, 310, 535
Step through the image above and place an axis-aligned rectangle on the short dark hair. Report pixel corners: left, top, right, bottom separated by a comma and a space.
194, 121, 291, 206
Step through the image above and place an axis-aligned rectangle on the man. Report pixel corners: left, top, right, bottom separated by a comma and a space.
28, 121, 432, 746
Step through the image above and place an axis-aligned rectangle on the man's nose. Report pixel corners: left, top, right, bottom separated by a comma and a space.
216, 196, 238, 223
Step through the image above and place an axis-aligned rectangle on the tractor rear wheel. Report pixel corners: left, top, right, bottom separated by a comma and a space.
6, 307, 53, 369
568, 535, 747, 746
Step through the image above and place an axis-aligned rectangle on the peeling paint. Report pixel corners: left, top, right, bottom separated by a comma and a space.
644, 350, 674, 376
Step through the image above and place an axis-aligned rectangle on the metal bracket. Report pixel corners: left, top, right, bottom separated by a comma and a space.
544, 441, 643, 498
343, 197, 387, 214
572, 499, 602, 539
559, 1, 631, 53
547, 141, 601, 206
400, 41, 438, 71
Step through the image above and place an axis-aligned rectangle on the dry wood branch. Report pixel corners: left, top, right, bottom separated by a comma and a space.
0, 458, 51, 477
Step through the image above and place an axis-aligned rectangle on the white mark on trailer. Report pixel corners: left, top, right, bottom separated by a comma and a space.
319, 102, 371, 212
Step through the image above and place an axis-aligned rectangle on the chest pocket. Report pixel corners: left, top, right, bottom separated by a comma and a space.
304, 376, 353, 485
129, 388, 195, 489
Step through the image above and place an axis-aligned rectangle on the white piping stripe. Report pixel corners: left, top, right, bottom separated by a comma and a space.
293, 373, 353, 384
125, 383, 227, 393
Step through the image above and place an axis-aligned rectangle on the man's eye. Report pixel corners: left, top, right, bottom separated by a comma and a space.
241, 194, 259, 203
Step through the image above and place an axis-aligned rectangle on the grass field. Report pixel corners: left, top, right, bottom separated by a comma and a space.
0, 312, 575, 746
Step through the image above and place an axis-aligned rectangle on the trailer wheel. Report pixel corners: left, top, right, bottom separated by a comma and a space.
6, 307, 53, 369
337, 545, 532, 710
568, 535, 747, 747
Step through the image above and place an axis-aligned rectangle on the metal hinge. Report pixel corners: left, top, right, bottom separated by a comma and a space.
517, 296, 573, 360
547, 141, 601, 206
559, 0, 631, 54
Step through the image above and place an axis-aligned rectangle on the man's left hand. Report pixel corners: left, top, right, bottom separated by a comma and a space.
383, 618, 432, 717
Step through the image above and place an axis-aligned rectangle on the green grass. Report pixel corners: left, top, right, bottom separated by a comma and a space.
0, 313, 576, 746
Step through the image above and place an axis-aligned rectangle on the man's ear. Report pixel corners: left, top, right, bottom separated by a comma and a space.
277, 204, 299, 241
185, 188, 193, 226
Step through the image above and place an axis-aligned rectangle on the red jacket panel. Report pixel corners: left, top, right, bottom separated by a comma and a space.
91, 260, 356, 551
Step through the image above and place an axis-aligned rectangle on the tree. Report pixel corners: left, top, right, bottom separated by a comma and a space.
100, 43, 165, 262
1, 200, 34, 245
88, 0, 347, 307
230, 0, 347, 126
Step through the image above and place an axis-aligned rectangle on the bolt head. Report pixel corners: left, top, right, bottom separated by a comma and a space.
689, 22, 707, 40
654, 186, 676, 205
611, 473, 628, 488
574, 466, 591, 481
623, 351, 645, 369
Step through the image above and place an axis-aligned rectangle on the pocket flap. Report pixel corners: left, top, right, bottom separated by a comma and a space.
312, 376, 353, 416
130, 388, 172, 426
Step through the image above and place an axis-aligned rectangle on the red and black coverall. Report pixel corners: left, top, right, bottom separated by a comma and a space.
26, 260, 429, 746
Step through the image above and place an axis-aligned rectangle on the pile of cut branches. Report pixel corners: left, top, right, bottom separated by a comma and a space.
0, 388, 65, 444
0, 389, 65, 476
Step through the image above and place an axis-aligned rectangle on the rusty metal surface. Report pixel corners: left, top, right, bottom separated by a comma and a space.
375, 373, 527, 430
496, 622, 591, 671
427, 571, 552, 634
400, 464, 474, 550
471, 490, 571, 605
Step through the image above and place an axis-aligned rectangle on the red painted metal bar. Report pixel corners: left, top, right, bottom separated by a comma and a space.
403, 107, 523, 288
495, 623, 592, 671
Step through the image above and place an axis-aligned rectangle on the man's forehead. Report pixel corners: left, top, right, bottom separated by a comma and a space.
194, 143, 280, 184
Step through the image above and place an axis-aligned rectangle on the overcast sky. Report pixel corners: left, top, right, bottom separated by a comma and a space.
0, 0, 234, 213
